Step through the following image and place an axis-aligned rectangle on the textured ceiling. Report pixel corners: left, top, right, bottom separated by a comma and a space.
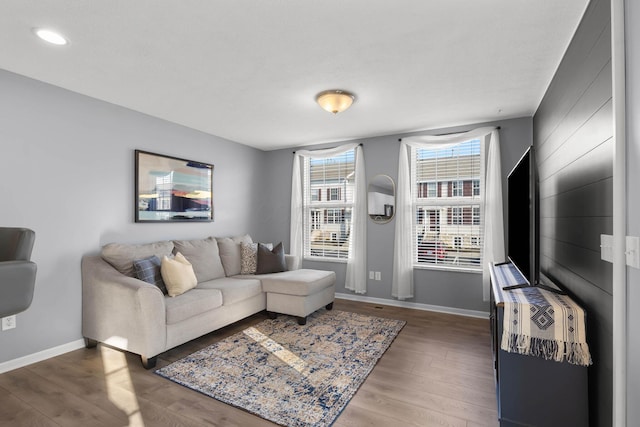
0, 1, 589, 150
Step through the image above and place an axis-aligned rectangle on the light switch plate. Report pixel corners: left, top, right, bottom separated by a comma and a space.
601, 234, 613, 263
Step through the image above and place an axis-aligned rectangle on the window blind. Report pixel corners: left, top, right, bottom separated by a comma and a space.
303, 150, 356, 260
412, 139, 483, 269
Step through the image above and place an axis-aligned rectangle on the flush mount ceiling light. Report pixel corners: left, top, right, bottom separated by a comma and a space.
316, 90, 355, 114
34, 28, 68, 46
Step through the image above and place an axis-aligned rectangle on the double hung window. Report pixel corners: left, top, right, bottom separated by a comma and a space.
303, 150, 355, 260
412, 139, 483, 269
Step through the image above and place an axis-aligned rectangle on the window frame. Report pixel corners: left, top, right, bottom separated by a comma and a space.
452, 180, 464, 197
302, 151, 355, 262
411, 139, 485, 272
327, 187, 341, 201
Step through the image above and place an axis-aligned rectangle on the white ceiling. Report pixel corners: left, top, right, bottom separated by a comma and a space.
0, 1, 589, 151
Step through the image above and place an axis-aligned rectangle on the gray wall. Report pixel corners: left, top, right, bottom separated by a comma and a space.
625, 0, 640, 423
261, 117, 532, 313
532, 0, 612, 425
0, 68, 531, 366
0, 70, 265, 364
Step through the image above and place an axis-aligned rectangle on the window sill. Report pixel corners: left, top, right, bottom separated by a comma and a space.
413, 264, 481, 274
303, 257, 348, 264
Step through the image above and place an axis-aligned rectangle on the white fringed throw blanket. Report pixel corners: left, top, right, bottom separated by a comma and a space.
501, 286, 592, 366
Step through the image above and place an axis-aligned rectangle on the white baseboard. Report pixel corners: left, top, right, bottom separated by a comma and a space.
335, 293, 489, 319
0, 339, 86, 374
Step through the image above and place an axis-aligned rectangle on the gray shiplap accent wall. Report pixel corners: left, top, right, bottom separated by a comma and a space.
532, 0, 612, 425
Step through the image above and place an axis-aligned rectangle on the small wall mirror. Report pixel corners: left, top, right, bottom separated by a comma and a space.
368, 174, 395, 223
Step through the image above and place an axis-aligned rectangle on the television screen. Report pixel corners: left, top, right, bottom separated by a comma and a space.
507, 146, 537, 284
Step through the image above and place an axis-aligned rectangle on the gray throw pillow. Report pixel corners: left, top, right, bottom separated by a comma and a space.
256, 242, 287, 274
133, 255, 168, 295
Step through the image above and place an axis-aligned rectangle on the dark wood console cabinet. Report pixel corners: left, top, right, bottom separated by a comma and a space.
489, 263, 589, 426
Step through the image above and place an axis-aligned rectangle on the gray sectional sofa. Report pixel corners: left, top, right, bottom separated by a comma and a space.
81, 235, 335, 368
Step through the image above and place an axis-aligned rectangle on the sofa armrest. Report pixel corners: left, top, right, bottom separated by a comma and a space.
81, 255, 166, 359
285, 254, 301, 271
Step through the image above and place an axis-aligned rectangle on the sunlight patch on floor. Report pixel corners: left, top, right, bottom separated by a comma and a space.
100, 345, 145, 426
243, 326, 309, 375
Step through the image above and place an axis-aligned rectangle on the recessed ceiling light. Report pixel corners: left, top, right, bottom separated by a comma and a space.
34, 28, 68, 46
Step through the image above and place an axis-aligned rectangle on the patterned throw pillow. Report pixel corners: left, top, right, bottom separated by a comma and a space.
256, 242, 287, 274
133, 255, 168, 295
240, 242, 273, 275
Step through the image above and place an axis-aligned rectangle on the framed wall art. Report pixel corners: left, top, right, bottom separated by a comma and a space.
135, 150, 214, 222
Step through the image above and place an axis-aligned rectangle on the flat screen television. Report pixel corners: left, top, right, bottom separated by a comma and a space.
507, 146, 539, 285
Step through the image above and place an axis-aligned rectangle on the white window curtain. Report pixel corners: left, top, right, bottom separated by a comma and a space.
392, 127, 504, 300
290, 143, 367, 293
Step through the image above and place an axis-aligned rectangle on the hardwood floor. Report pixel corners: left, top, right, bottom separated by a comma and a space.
0, 300, 498, 426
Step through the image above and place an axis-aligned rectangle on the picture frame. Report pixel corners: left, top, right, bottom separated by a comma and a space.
135, 150, 214, 222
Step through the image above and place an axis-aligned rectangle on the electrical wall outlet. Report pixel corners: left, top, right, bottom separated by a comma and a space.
369, 271, 375, 280
375, 271, 381, 281
2, 315, 16, 331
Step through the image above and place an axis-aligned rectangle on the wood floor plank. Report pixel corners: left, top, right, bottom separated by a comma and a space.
334, 402, 427, 427
367, 364, 497, 410
409, 358, 496, 390
359, 378, 498, 426
346, 388, 468, 427
0, 390, 61, 427
0, 368, 126, 426
0, 299, 499, 426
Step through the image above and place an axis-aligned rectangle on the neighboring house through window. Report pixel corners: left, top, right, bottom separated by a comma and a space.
412, 139, 483, 269
303, 150, 355, 260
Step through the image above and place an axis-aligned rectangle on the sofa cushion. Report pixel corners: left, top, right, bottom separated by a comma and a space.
173, 237, 226, 283
133, 255, 168, 295
102, 240, 174, 277
165, 288, 224, 324
217, 234, 253, 276
259, 269, 336, 296
197, 277, 263, 306
256, 242, 287, 274
161, 253, 198, 297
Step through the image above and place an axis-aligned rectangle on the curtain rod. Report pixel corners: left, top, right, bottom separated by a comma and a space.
398, 126, 501, 142
293, 142, 363, 154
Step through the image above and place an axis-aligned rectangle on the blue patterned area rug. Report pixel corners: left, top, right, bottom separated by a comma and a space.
156, 310, 405, 427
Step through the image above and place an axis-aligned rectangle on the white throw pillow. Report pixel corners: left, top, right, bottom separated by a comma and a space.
161, 252, 198, 297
